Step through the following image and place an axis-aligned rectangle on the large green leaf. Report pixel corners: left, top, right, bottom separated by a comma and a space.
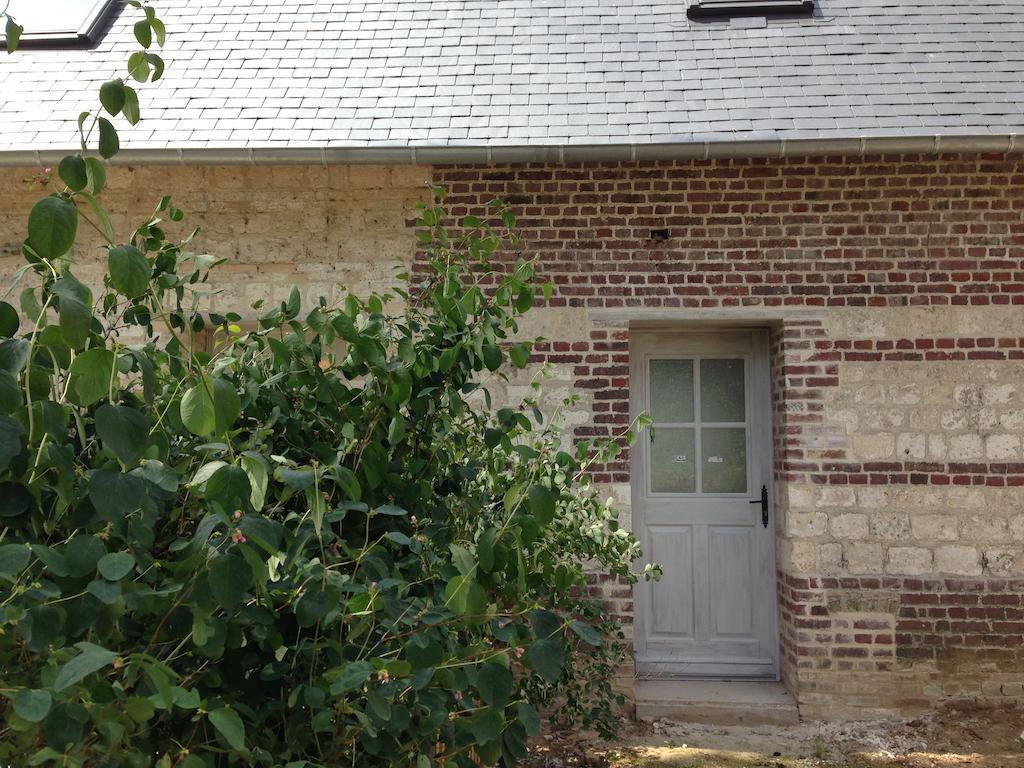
95, 404, 149, 467
108, 245, 150, 298
516, 702, 541, 737
443, 575, 486, 616
58, 155, 88, 192
179, 383, 214, 436
12, 689, 52, 722
53, 642, 117, 692
209, 707, 246, 751
68, 348, 115, 407
209, 554, 252, 608
477, 662, 512, 709
0, 338, 29, 375
88, 470, 148, 521
469, 707, 504, 746
205, 465, 251, 513
97, 117, 119, 159
127, 51, 150, 82
0, 300, 18, 337
122, 85, 140, 125
0, 371, 20, 414
133, 19, 152, 47
240, 453, 268, 511
50, 273, 93, 349
64, 536, 106, 577
212, 378, 241, 433
0, 482, 31, 518
5, 17, 23, 53
0, 543, 29, 575
526, 637, 564, 683
329, 660, 374, 694
99, 79, 126, 115
97, 552, 135, 581
527, 483, 556, 526
84, 157, 106, 195
569, 619, 602, 647
27, 196, 77, 259
180, 377, 239, 437
0, 414, 25, 469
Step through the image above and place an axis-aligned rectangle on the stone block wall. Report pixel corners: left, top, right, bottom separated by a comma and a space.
0, 164, 430, 309
2, 153, 1023, 719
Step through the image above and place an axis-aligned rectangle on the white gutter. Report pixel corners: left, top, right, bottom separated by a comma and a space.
2, 134, 1020, 166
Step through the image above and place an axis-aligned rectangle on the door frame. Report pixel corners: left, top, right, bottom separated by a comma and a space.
629, 325, 780, 681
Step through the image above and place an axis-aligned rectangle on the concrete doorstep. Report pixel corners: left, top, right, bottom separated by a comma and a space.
634, 679, 800, 726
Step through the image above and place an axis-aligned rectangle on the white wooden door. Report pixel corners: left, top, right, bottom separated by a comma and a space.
631, 329, 778, 679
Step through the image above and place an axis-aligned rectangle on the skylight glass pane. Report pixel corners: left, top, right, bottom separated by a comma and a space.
5, 0, 112, 39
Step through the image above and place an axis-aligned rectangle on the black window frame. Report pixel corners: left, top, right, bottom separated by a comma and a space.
688, 0, 815, 19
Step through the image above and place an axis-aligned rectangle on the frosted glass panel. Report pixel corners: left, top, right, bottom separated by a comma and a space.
701, 428, 747, 494
650, 428, 696, 493
649, 359, 694, 423
700, 359, 745, 422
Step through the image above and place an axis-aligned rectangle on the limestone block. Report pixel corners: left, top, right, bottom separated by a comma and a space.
926, 434, 947, 460
886, 547, 933, 576
870, 513, 911, 541
851, 433, 895, 460
817, 543, 843, 575
815, 486, 856, 509
785, 484, 817, 511
895, 433, 927, 460
789, 513, 828, 538
1002, 409, 1024, 430
985, 434, 1021, 460
843, 542, 884, 574
889, 384, 921, 406
948, 433, 984, 460
933, 545, 981, 576
960, 515, 1008, 542
983, 547, 1019, 576
830, 514, 869, 540
910, 514, 958, 542
784, 540, 818, 573
859, 408, 906, 430
1009, 516, 1024, 542
981, 383, 1017, 406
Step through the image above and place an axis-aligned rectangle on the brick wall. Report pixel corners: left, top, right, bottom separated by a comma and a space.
432, 155, 1024, 718
2, 154, 1023, 719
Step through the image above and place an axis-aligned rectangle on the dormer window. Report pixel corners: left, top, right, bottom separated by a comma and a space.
2, 0, 118, 47
688, 0, 814, 18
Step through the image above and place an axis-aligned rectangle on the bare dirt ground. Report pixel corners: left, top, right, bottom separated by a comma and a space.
527, 704, 1024, 768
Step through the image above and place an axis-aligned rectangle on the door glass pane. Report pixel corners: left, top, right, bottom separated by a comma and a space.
650, 428, 696, 493
701, 428, 747, 494
700, 358, 745, 422
649, 359, 694, 423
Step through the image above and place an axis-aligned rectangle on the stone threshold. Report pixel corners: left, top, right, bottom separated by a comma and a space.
635, 679, 800, 726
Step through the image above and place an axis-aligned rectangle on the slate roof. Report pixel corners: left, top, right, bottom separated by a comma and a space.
1, 0, 1023, 156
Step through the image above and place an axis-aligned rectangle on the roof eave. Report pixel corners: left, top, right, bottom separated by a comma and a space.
2, 134, 1019, 167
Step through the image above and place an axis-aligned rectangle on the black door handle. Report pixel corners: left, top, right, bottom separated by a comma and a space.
749, 484, 769, 528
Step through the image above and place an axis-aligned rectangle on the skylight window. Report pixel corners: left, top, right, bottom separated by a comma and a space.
3, 0, 118, 46
688, 0, 814, 18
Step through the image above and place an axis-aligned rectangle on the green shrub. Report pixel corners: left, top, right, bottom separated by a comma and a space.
0, 4, 655, 766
